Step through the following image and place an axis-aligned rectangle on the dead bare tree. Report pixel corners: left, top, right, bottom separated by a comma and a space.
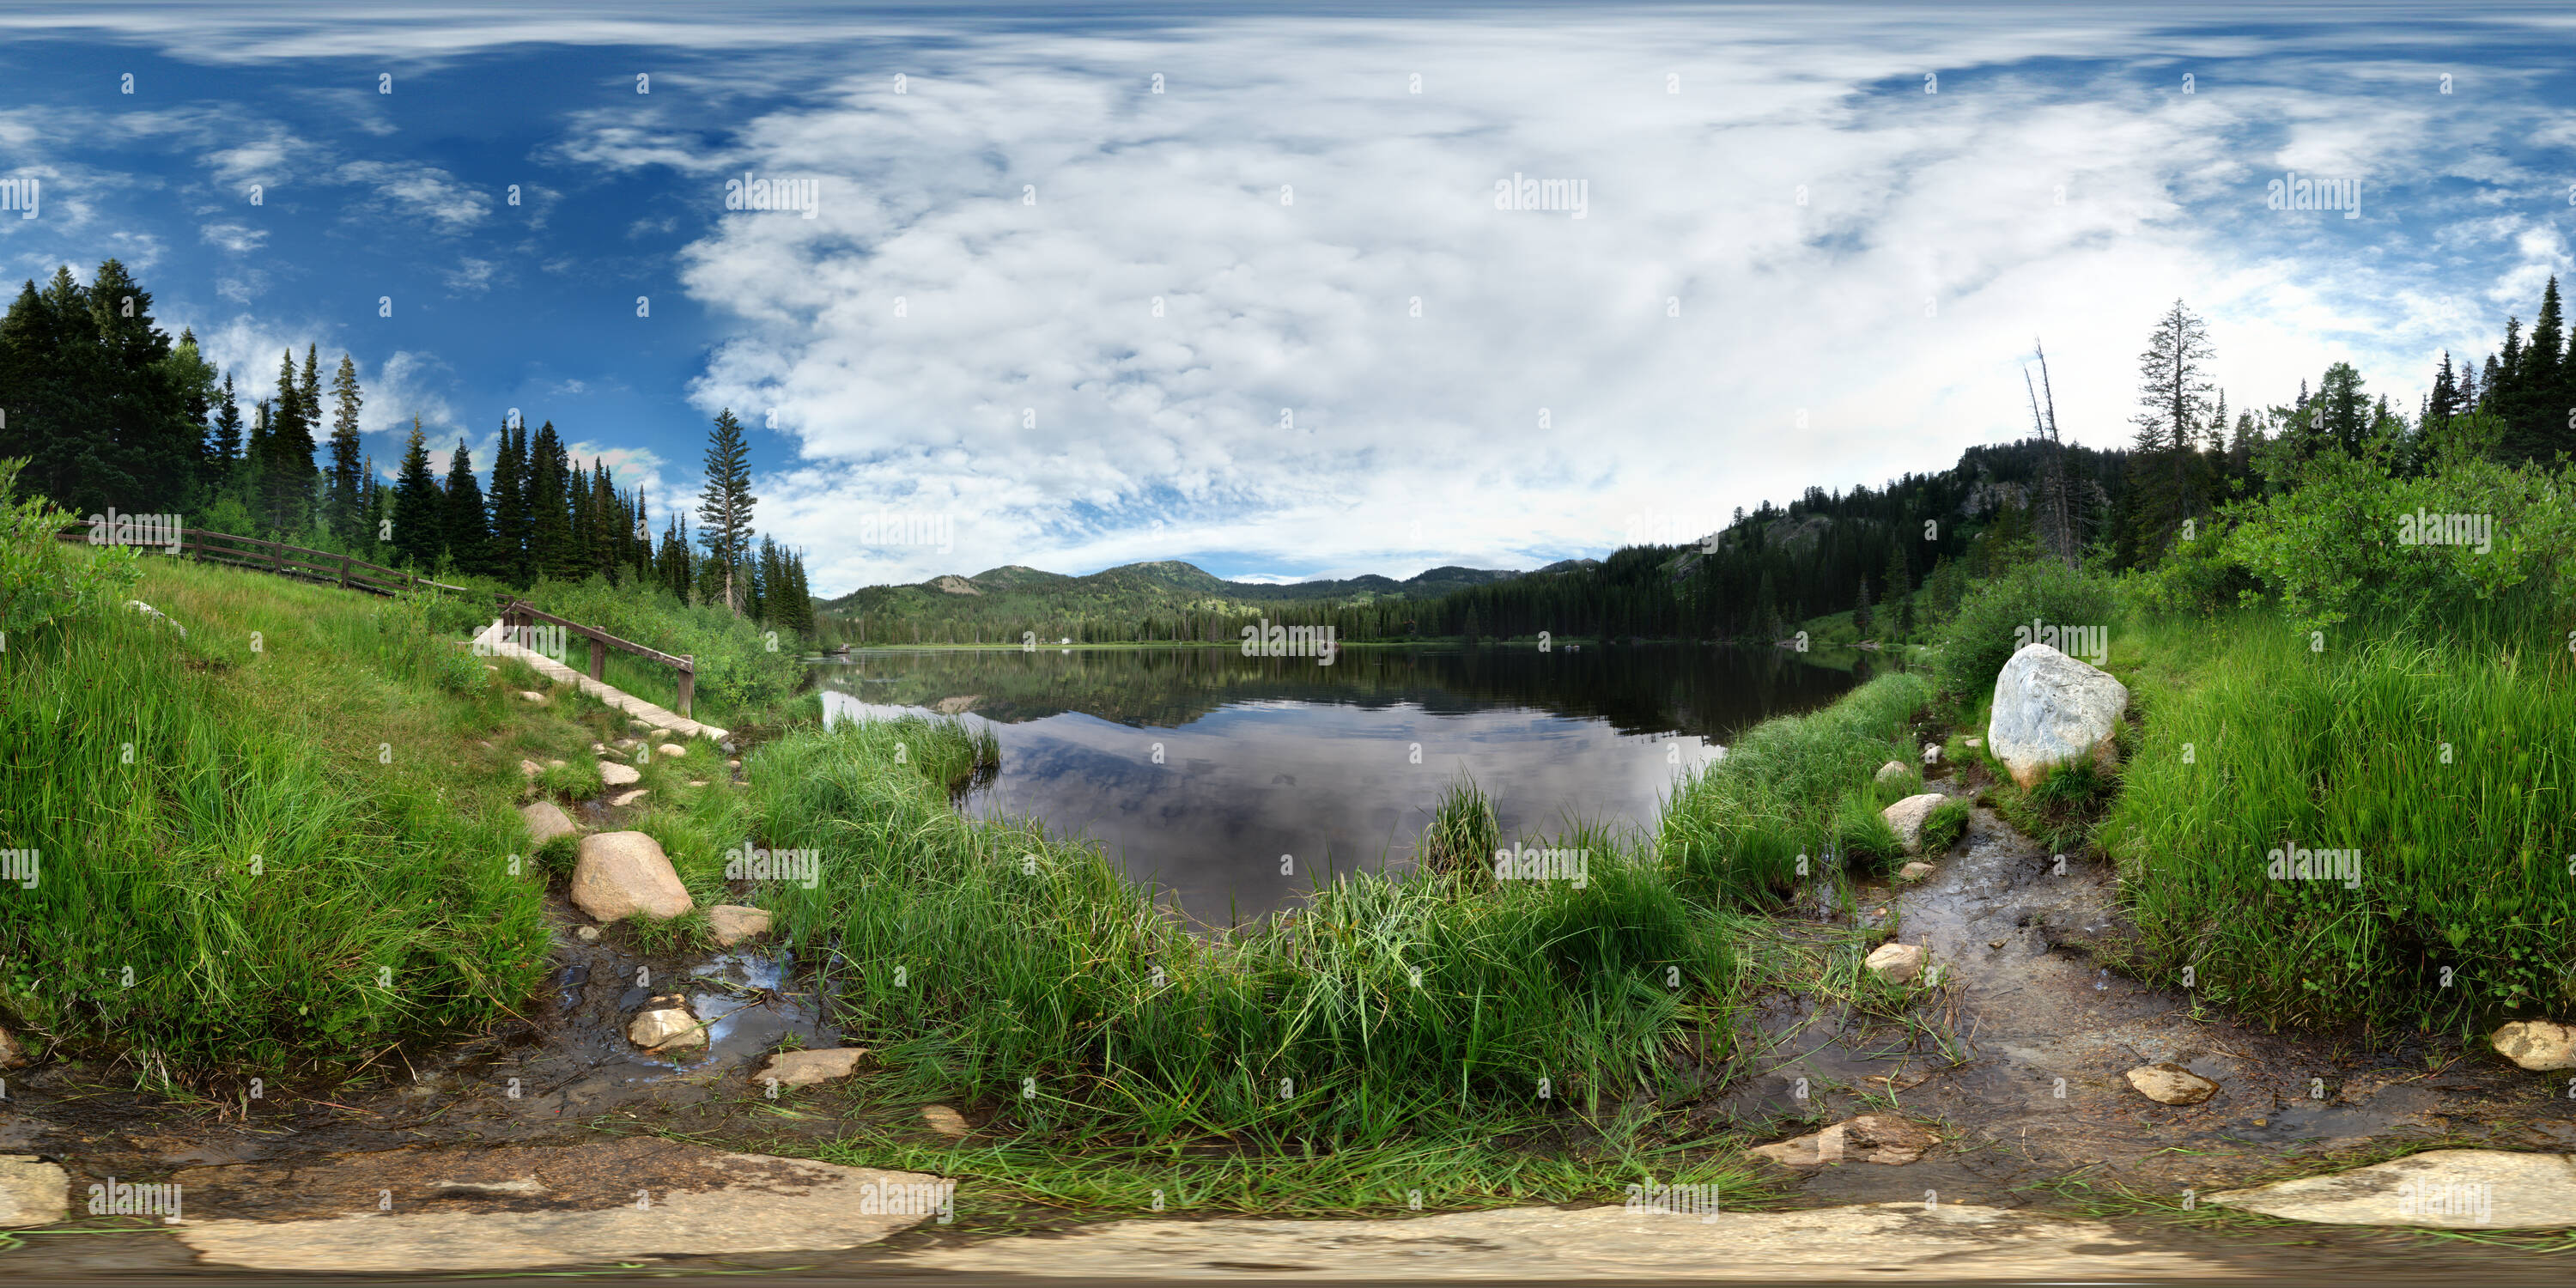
2025, 339, 2080, 568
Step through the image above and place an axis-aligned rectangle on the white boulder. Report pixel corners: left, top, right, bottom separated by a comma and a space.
2492, 1020, 2576, 1071
570, 832, 692, 922
1880, 793, 1945, 854
1988, 644, 2127, 788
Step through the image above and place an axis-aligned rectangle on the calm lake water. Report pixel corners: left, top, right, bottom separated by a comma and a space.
810, 645, 1867, 924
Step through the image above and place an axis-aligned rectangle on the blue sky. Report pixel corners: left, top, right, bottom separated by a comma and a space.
2, 2, 2570, 595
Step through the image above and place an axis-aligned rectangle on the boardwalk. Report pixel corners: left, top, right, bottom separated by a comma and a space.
469, 620, 731, 742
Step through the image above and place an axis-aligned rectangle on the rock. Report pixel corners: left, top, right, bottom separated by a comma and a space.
519, 801, 579, 847
127, 599, 187, 638
613, 738, 640, 750
1988, 643, 2129, 789
903, 1200, 2221, 1280
598, 761, 641, 787
1965, 736, 1982, 747
0, 1155, 70, 1226
688, 779, 710, 787
608, 788, 648, 808
655, 743, 685, 759
0, 1025, 27, 1069
2208, 1149, 2576, 1228
708, 904, 773, 947
519, 690, 547, 703
1874, 760, 1909, 783
2124, 1062, 2218, 1105
920, 1105, 972, 1138
570, 832, 692, 922
574, 926, 601, 943
1752, 1115, 1940, 1167
519, 758, 544, 779
1897, 861, 1936, 882
757, 1048, 866, 1088
546, 758, 566, 769
2491, 1019, 2576, 1071
1880, 793, 1945, 854
628, 719, 649, 731
484, 665, 499, 672
726, 758, 742, 769
591, 742, 606, 753
628, 994, 707, 1052
721, 740, 738, 754
1863, 942, 1925, 984
648, 727, 672, 740
167, 1139, 949, 1272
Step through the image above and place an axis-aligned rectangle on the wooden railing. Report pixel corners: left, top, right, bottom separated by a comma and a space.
492, 598, 696, 717
61, 521, 698, 717
58, 522, 472, 596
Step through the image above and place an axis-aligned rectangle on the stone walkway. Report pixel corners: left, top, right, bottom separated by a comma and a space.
470, 620, 727, 741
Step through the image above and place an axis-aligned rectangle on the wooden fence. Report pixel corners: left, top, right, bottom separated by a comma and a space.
59, 522, 698, 716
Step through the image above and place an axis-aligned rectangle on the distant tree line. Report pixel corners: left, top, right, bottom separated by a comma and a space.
0, 258, 814, 636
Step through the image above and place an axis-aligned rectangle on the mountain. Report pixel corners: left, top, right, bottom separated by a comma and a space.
820, 559, 1526, 616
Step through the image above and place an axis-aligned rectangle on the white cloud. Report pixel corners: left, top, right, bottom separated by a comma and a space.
198, 221, 266, 252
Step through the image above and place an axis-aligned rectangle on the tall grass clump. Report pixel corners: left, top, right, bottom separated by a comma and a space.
0, 550, 550, 1075
1929, 558, 2117, 702
1418, 776, 1502, 875
747, 715, 1730, 1143
2104, 618, 2576, 1033
1656, 671, 1931, 902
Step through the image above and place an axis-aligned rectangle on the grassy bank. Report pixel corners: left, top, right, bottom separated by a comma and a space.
2101, 611, 2576, 1034
0, 552, 562, 1075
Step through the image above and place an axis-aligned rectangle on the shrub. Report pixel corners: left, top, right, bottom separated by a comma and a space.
1929, 559, 2117, 702
0, 458, 140, 635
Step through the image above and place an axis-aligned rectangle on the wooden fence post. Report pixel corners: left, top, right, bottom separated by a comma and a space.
338, 554, 353, 588
589, 636, 606, 682
676, 659, 694, 717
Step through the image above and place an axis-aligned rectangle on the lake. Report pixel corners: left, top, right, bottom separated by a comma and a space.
810, 644, 1867, 924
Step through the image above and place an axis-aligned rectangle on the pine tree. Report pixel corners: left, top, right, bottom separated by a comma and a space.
442, 437, 489, 574
263, 348, 316, 532
360, 455, 384, 553
210, 374, 244, 470
489, 418, 527, 585
2125, 299, 2216, 561
390, 418, 443, 569
696, 408, 757, 613
527, 421, 573, 580
325, 354, 365, 543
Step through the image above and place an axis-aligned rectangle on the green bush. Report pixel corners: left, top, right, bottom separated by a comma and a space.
1929, 559, 2117, 702
0, 458, 139, 635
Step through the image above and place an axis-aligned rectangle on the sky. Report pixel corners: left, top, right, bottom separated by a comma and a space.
1, 1, 2570, 596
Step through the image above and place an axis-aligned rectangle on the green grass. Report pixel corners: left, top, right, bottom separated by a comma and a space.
1919, 799, 1971, 855
1656, 671, 1934, 903
2102, 611, 2576, 1033
0, 552, 557, 1077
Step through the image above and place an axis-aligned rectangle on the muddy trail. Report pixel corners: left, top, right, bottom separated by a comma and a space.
1712, 764, 2576, 1213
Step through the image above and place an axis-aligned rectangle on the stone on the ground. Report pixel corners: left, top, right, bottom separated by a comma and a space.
519, 690, 547, 703
628, 994, 706, 1053
574, 926, 601, 943
1874, 760, 1909, 783
654, 743, 685, 759
2208, 1150, 2576, 1228
757, 1048, 866, 1088
1965, 736, 1983, 747
2491, 1019, 2576, 1071
2125, 1062, 2218, 1105
519, 758, 544, 779
546, 758, 566, 769
483, 664, 499, 672
598, 761, 641, 787
726, 758, 743, 769
708, 904, 773, 947
1897, 861, 1936, 882
1752, 1115, 1939, 1167
1988, 643, 2129, 789
613, 737, 640, 750
167, 1139, 950, 1272
1880, 793, 1945, 854
648, 727, 672, 740
902, 1201, 2221, 1279
0, 1024, 27, 1068
128, 599, 188, 637
721, 739, 738, 754
519, 801, 579, 847
570, 831, 692, 922
688, 779, 710, 787
1863, 942, 1925, 984
591, 742, 606, 753
0, 1155, 69, 1226
608, 788, 648, 808
629, 719, 649, 730
920, 1105, 972, 1138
